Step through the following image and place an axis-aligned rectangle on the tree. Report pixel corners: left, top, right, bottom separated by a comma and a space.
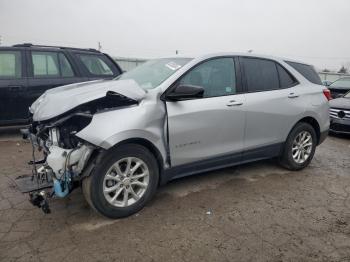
322, 68, 330, 72
338, 66, 348, 74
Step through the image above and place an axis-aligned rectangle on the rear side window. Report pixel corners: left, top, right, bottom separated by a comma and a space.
285, 61, 322, 85
32, 51, 75, 77
0, 51, 21, 78
242, 58, 279, 92
58, 53, 74, 77
32, 52, 59, 76
78, 54, 113, 76
277, 64, 298, 88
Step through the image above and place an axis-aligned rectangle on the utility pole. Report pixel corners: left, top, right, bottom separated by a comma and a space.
98, 42, 102, 51
0, 35, 2, 46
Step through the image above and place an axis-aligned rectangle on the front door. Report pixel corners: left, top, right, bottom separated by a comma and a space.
165, 57, 246, 166
0, 48, 28, 124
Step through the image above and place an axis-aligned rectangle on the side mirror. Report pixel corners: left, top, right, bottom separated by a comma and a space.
165, 84, 204, 101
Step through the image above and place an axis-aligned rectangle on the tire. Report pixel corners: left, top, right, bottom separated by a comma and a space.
82, 143, 159, 219
279, 122, 317, 171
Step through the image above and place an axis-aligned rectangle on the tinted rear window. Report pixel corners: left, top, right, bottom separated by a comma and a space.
277, 64, 297, 88
285, 61, 322, 85
242, 58, 279, 92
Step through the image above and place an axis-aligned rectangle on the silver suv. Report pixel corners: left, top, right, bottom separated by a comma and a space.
21, 53, 330, 218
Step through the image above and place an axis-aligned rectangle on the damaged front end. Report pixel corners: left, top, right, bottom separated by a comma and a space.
16, 79, 144, 213
17, 113, 96, 213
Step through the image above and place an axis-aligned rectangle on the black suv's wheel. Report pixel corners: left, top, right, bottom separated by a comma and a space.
279, 122, 317, 170
83, 144, 159, 218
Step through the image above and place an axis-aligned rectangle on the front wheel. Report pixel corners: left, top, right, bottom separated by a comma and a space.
279, 122, 317, 170
83, 144, 159, 219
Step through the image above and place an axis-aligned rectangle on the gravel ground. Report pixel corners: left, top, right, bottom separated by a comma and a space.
0, 132, 349, 262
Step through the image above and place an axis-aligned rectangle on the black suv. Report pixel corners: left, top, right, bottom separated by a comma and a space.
0, 44, 122, 126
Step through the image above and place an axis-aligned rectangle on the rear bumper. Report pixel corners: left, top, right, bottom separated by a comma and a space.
318, 129, 329, 145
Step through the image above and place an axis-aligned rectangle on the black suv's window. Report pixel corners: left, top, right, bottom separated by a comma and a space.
285, 61, 322, 85
58, 53, 74, 77
180, 58, 236, 98
277, 64, 298, 88
78, 54, 113, 76
242, 58, 279, 92
32, 51, 74, 77
0, 51, 21, 78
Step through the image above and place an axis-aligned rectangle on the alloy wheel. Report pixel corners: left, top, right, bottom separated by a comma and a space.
103, 157, 150, 207
292, 131, 313, 164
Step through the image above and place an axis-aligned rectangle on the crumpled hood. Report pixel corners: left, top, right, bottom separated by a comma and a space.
329, 97, 350, 110
31, 79, 146, 121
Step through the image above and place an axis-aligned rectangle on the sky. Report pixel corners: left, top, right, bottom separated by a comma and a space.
0, 0, 349, 70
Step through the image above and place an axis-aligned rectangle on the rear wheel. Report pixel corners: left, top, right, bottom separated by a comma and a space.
83, 144, 159, 218
279, 122, 317, 170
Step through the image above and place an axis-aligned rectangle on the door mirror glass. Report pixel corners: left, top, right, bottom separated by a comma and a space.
166, 84, 204, 101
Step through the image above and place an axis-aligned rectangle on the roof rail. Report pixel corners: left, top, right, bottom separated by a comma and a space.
12, 43, 99, 52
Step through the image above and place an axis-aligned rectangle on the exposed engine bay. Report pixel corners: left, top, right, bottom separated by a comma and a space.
14, 76, 168, 217
16, 88, 139, 213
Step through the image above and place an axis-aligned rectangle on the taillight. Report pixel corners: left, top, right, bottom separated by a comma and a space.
323, 89, 332, 101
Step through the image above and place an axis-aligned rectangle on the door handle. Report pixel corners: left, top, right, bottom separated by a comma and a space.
226, 100, 243, 107
288, 93, 299, 98
8, 85, 26, 92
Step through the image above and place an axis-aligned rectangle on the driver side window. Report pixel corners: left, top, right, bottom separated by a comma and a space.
180, 58, 236, 98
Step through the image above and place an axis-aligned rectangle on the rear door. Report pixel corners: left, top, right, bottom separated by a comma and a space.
26, 50, 85, 113
0, 48, 28, 124
166, 57, 246, 166
240, 57, 302, 157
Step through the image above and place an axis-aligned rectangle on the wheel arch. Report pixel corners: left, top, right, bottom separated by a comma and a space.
293, 116, 321, 144
111, 138, 165, 181
81, 132, 167, 186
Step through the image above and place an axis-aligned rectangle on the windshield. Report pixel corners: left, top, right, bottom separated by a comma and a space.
116, 58, 192, 89
330, 77, 350, 89
344, 91, 350, 98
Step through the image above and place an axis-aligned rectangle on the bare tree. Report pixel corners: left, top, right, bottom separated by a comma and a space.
338, 66, 348, 74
